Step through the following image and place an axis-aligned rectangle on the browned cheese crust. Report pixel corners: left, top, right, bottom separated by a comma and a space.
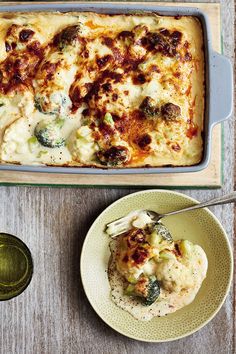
0, 12, 204, 167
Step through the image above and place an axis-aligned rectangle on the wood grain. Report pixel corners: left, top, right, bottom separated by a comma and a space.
0, 1, 234, 354
0, 1, 222, 187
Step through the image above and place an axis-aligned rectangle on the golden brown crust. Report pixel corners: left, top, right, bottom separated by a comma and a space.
0, 12, 205, 168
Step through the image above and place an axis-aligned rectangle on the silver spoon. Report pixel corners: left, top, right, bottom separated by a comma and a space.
106, 191, 236, 238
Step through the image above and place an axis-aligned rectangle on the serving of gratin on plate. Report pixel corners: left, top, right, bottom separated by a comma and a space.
80, 190, 233, 342
0, 11, 204, 168
106, 211, 208, 321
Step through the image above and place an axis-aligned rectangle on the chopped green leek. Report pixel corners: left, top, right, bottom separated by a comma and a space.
104, 113, 114, 126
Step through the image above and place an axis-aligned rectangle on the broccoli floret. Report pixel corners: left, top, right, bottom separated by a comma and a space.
125, 275, 160, 306
34, 119, 65, 148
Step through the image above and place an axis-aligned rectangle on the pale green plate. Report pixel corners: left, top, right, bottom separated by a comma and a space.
80, 190, 233, 342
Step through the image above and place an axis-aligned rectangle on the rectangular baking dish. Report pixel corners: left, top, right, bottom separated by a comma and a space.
0, 2, 233, 175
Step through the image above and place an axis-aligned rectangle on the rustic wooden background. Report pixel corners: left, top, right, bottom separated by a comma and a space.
0, 1, 235, 353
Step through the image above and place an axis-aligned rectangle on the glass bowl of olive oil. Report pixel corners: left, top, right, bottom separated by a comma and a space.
0, 233, 33, 300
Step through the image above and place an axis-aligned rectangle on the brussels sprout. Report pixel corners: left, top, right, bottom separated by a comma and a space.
97, 145, 130, 166
54, 25, 81, 50
153, 222, 173, 243
140, 96, 159, 117
161, 103, 181, 121
143, 276, 160, 306
125, 275, 160, 306
34, 119, 65, 148
35, 92, 71, 115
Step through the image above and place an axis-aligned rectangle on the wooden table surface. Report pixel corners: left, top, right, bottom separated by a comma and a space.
0, 1, 235, 353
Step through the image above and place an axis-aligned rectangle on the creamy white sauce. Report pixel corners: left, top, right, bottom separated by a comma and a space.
1, 108, 85, 165
108, 238, 207, 321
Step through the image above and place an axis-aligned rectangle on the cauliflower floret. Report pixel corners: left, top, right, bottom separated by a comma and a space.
156, 257, 195, 293
155, 242, 208, 293
68, 126, 99, 163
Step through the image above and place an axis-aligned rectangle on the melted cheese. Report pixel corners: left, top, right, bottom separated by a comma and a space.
0, 12, 204, 168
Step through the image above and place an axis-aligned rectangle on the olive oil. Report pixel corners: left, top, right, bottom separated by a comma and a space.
0, 233, 33, 300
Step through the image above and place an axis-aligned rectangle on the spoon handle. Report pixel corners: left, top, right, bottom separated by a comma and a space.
162, 191, 236, 218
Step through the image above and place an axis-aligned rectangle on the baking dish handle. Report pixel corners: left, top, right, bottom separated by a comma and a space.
210, 51, 233, 125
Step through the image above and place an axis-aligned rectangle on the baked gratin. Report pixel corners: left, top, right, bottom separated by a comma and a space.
0, 12, 204, 168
